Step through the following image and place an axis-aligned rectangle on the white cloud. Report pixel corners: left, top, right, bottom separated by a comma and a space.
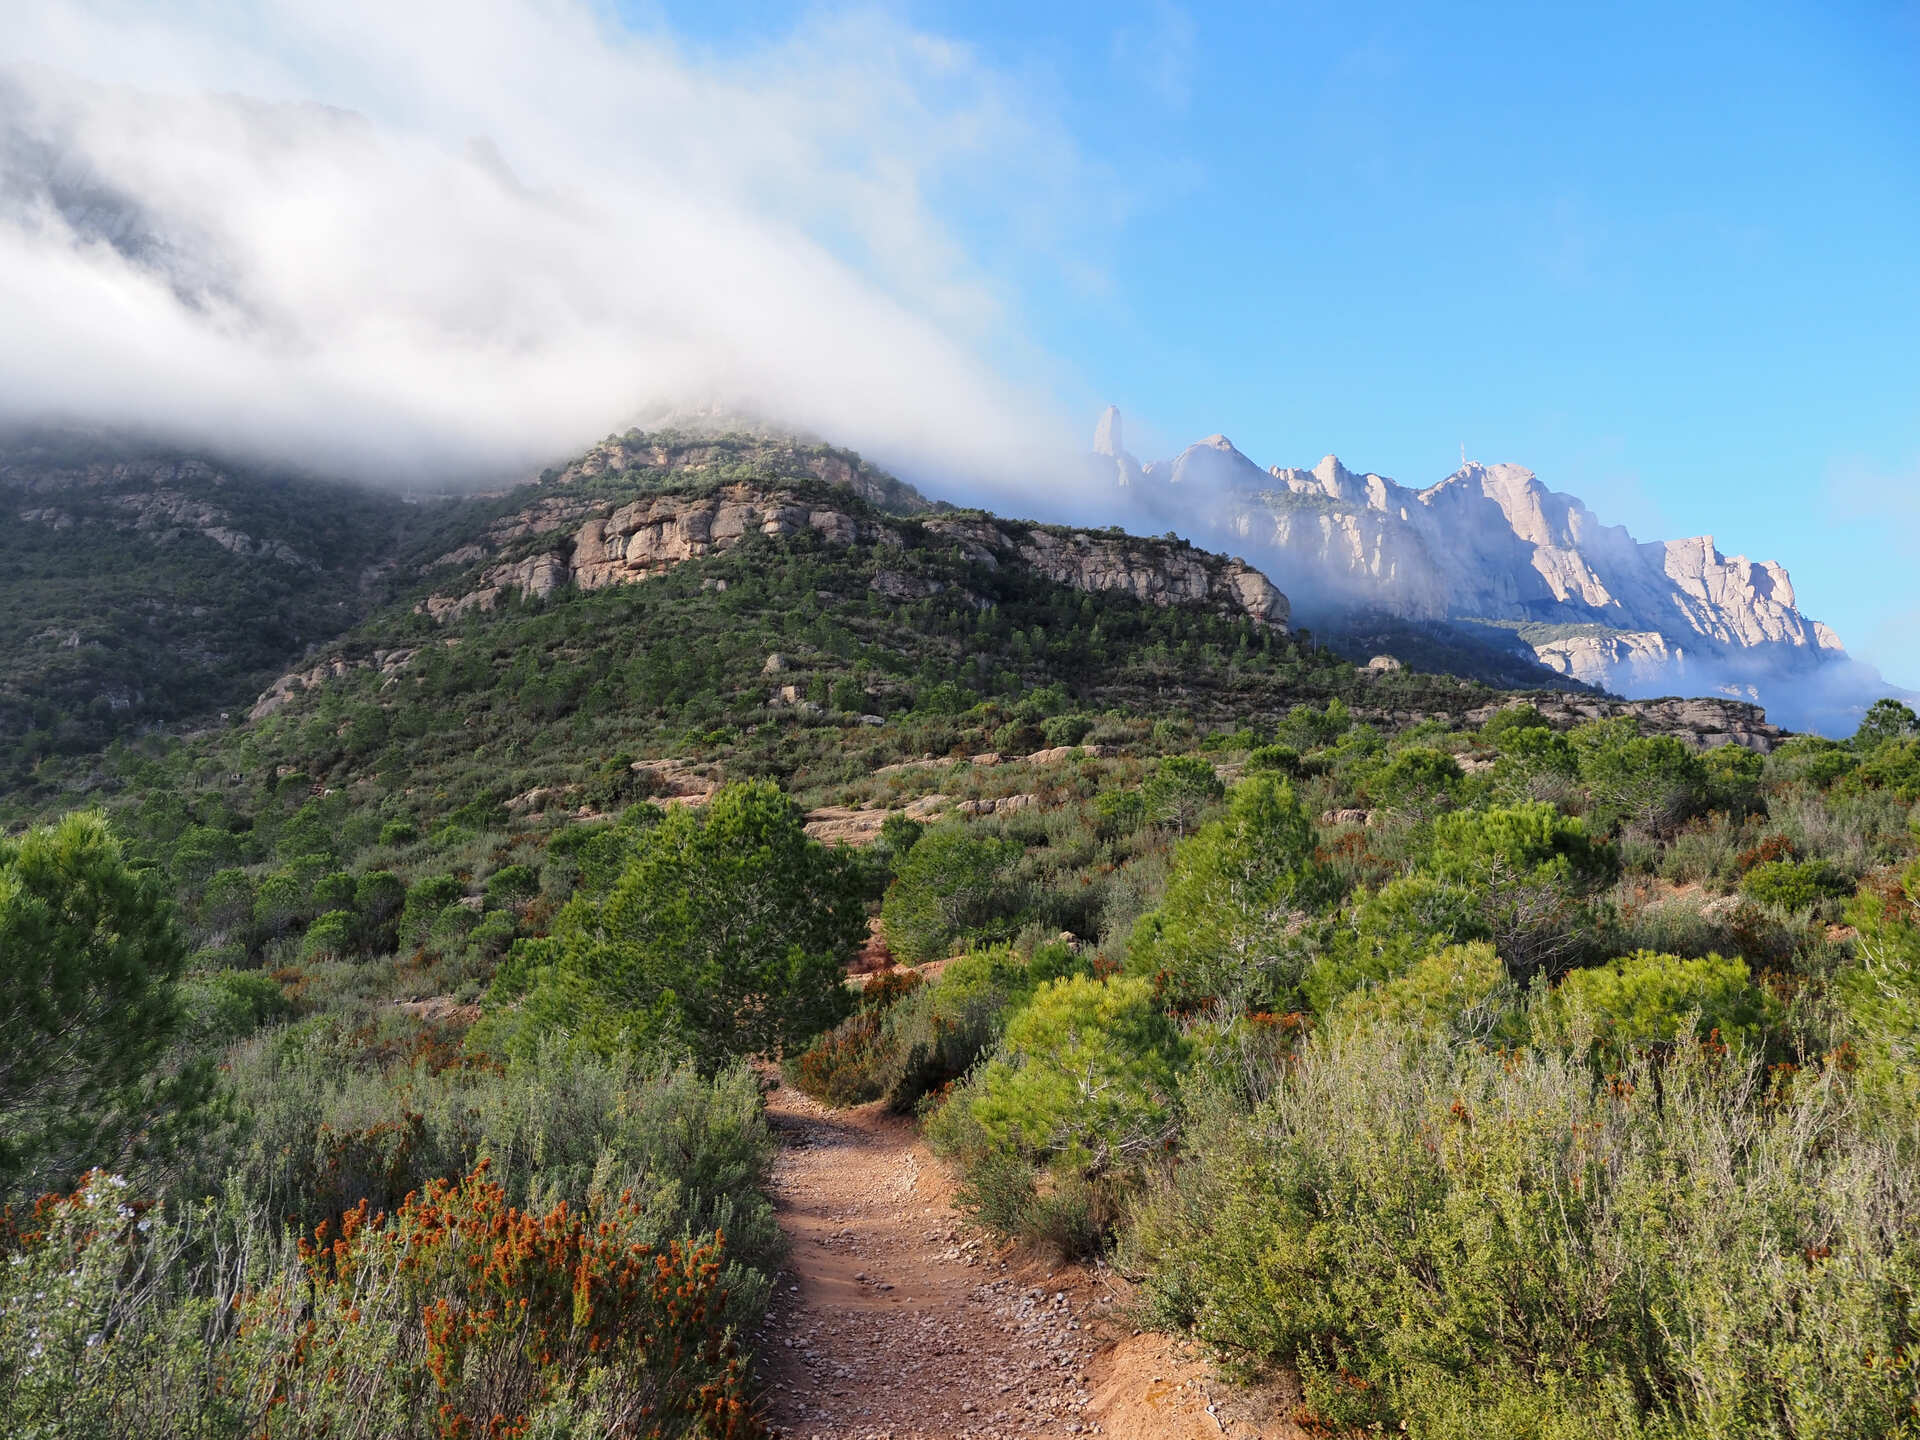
0, 2, 1103, 492
1111, 2, 1198, 111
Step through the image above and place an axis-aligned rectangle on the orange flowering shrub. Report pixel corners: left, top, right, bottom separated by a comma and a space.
789, 1007, 888, 1107
788, 967, 925, 1106
260, 1161, 763, 1439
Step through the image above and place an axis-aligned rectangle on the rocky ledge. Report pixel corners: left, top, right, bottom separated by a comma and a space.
1360, 693, 1790, 753
418, 484, 1290, 632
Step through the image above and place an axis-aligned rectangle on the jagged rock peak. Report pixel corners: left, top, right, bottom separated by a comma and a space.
1084, 416, 1887, 730
1093, 405, 1123, 458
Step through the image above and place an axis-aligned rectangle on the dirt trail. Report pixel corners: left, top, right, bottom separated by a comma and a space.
755, 1081, 1300, 1440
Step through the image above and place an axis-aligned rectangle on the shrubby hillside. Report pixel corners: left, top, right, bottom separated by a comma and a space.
0, 433, 411, 783
7, 425, 1920, 1437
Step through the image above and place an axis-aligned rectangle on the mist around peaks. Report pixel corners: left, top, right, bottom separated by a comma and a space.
1082, 406, 1913, 736
0, 2, 1095, 493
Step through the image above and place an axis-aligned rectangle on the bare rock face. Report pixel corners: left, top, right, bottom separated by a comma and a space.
419, 482, 1291, 633
249, 647, 417, 720
1088, 405, 1144, 489
1529, 629, 1676, 691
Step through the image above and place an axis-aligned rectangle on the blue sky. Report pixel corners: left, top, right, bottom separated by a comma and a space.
644, 0, 1920, 684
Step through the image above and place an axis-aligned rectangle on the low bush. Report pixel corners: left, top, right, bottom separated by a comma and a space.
1131, 1023, 1920, 1437
1740, 857, 1855, 912
1541, 949, 1778, 1058
931, 974, 1186, 1252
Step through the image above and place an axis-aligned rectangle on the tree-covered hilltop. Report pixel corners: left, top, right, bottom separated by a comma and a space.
0, 424, 936, 794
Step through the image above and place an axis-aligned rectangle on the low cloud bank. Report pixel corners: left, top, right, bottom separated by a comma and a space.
0, 2, 1099, 493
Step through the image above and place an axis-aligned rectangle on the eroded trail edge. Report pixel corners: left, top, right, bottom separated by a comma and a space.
754, 1081, 1291, 1440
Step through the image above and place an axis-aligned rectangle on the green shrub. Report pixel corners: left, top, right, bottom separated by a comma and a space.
491, 781, 864, 1071
181, 969, 296, 1047
1740, 857, 1854, 911
1766, 733, 1859, 789
353, 869, 407, 948
1854, 697, 1919, 748
1426, 803, 1615, 981
960, 973, 1186, 1170
1307, 875, 1481, 1013
468, 909, 518, 962
1837, 860, 1920, 1109
1849, 736, 1920, 802
933, 973, 1187, 1250
483, 862, 539, 908
1479, 702, 1550, 743
0, 811, 206, 1199
873, 946, 1036, 1111
1542, 950, 1777, 1057
1128, 775, 1334, 1013
1366, 745, 1464, 823
1142, 754, 1224, 834
1244, 743, 1302, 776
1041, 713, 1095, 748
1573, 720, 1707, 836
1330, 942, 1520, 1045
1130, 1025, 1920, 1437
1702, 742, 1766, 815
881, 823, 1024, 963
874, 812, 925, 862
311, 868, 357, 912
252, 868, 314, 941
1092, 786, 1146, 838
398, 874, 463, 945
197, 867, 257, 942
1488, 724, 1580, 806
300, 908, 358, 962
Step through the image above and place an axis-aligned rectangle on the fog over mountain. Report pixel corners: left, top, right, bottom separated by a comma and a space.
1088, 407, 1906, 735
0, 3, 1095, 495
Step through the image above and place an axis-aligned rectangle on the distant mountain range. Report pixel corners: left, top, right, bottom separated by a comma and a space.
1089, 407, 1902, 734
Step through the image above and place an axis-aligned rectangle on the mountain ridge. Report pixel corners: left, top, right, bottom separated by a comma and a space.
1092, 406, 1897, 733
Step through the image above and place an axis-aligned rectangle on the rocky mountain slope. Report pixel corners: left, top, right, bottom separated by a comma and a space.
0, 432, 409, 778
1091, 407, 1897, 733
0, 425, 928, 786
0, 424, 1316, 808
416, 483, 1288, 632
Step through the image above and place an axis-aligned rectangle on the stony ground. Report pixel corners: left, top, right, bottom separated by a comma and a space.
754, 1080, 1302, 1440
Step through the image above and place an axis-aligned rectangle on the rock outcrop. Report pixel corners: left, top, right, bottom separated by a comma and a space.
546, 429, 930, 514
419, 483, 1290, 633
3, 454, 320, 569
249, 647, 419, 720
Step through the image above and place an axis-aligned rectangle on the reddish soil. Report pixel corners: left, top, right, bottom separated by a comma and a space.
755, 1082, 1303, 1440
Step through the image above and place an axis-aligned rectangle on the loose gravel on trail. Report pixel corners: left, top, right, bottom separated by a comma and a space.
756, 1083, 1103, 1439
752, 1081, 1300, 1440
